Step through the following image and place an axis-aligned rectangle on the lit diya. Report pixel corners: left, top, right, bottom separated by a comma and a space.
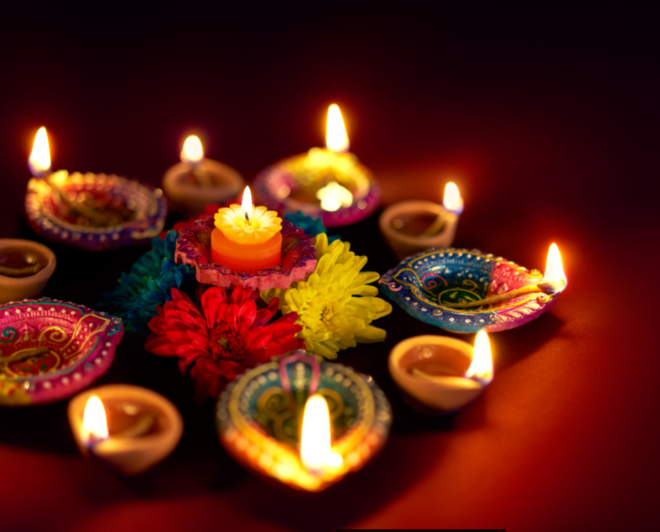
379, 182, 464, 260
253, 104, 380, 227
379, 244, 567, 333
162, 134, 244, 216
176, 187, 317, 290
0, 298, 122, 406
389, 332, 494, 413
0, 238, 56, 304
68, 384, 183, 475
25, 127, 167, 250
216, 351, 391, 492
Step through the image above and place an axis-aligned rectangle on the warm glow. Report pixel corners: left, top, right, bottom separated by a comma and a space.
443, 182, 464, 213
326, 104, 350, 153
180, 135, 204, 164
29, 127, 51, 177
240, 186, 254, 218
81, 395, 109, 443
316, 182, 353, 212
300, 395, 332, 472
544, 243, 567, 288
465, 330, 494, 384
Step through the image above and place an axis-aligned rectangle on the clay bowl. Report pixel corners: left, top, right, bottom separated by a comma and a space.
0, 239, 56, 304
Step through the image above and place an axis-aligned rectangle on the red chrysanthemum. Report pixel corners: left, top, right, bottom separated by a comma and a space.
145, 286, 304, 399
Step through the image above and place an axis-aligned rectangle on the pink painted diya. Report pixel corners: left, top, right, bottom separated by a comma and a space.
25, 171, 167, 251
0, 298, 123, 406
216, 351, 392, 492
175, 217, 317, 291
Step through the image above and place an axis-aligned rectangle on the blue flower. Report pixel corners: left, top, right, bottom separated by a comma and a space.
284, 211, 340, 242
99, 231, 196, 335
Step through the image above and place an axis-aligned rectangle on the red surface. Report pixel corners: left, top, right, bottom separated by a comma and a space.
1, 5, 659, 531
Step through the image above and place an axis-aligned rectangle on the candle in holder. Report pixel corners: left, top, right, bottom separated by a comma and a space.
68, 385, 183, 476
162, 134, 244, 216
388, 331, 494, 413
211, 186, 283, 270
253, 104, 380, 227
379, 181, 464, 260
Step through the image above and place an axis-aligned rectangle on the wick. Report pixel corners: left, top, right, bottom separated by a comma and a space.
417, 212, 447, 237
440, 280, 564, 309
244, 211, 251, 227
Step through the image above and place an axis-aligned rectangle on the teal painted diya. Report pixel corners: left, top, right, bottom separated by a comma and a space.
379, 246, 567, 333
216, 351, 391, 492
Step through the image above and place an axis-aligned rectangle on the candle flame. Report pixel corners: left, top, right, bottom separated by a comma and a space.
29, 127, 51, 177
465, 330, 494, 384
544, 243, 567, 289
316, 182, 353, 212
180, 135, 204, 164
300, 394, 332, 472
240, 186, 253, 218
443, 182, 464, 214
326, 104, 350, 153
82, 395, 109, 444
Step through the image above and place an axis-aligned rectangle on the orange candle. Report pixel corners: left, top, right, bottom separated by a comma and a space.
212, 186, 282, 270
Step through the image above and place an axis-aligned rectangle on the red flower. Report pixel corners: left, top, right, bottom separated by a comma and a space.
146, 286, 304, 399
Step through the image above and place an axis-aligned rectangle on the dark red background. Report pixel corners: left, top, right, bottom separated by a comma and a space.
1, 4, 658, 531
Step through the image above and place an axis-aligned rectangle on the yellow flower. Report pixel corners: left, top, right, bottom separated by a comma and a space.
214, 204, 282, 245
262, 233, 392, 359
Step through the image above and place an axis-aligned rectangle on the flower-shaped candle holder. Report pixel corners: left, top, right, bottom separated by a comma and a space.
25, 171, 167, 251
216, 351, 391, 492
0, 298, 123, 406
253, 155, 381, 228
379, 248, 562, 333
175, 217, 317, 291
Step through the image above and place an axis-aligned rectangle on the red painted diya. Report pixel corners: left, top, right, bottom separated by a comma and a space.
0, 298, 123, 406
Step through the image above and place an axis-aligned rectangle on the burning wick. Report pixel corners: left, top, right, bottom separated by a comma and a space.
418, 182, 463, 237
442, 243, 567, 309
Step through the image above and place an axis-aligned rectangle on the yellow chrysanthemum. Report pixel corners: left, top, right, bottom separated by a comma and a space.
214, 204, 282, 244
262, 233, 392, 359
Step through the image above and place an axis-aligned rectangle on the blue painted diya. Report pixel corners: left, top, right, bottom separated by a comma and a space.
25, 171, 167, 251
379, 248, 562, 333
216, 351, 391, 492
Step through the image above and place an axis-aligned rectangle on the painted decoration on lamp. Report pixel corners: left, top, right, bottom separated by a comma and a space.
379, 245, 567, 333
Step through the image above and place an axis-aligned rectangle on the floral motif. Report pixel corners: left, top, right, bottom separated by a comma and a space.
145, 286, 304, 400
284, 211, 340, 243
214, 204, 282, 244
262, 233, 392, 359
99, 231, 196, 335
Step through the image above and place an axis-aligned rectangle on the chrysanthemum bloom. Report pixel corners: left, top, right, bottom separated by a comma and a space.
146, 286, 304, 399
99, 231, 195, 335
262, 233, 392, 359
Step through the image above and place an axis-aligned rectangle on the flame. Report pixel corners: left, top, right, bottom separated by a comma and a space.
240, 186, 253, 218
29, 127, 51, 177
544, 243, 567, 289
465, 330, 494, 384
326, 104, 350, 153
300, 394, 332, 471
180, 135, 204, 164
316, 182, 353, 212
81, 395, 109, 444
443, 182, 464, 213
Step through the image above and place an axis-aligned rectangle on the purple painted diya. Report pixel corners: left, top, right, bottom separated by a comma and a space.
25, 171, 167, 251
379, 248, 565, 333
175, 217, 317, 291
0, 298, 123, 406
253, 154, 381, 228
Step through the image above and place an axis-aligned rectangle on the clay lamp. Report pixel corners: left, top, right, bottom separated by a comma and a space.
0, 239, 56, 304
